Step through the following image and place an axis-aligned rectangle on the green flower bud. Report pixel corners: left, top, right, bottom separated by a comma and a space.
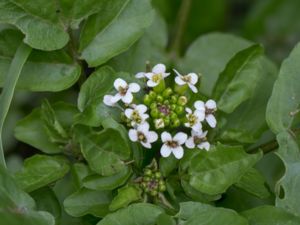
156, 95, 164, 103
170, 95, 178, 104
175, 106, 184, 115
163, 117, 170, 126
159, 184, 166, 192
158, 180, 165, 186
150, 190, 158, 196
178, 96, 188, 106
159, 112, 166, 118
154, 172, 161, 179
143, 176, 150, 182
170, 104, 176, 111
140, 182, 147, 188
143, 94, 152, 105
150, 102, 157, 109
144, 169, 152, 176
151, 108, 159, 118
171, 118, 181, 127
162, 88, 173, 98
170, 112, 177, 121
163, 100, 170, 105
149, 91, 157, 99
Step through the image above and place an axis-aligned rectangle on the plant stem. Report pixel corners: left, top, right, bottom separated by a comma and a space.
0, 42, 32, 168
169, 0, 192, 58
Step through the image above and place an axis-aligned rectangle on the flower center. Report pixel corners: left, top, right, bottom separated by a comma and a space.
182, 75, 191, 83
132, 110, 142, 123
205, 107, 216, 115
166, 140, 178, 148
137, 132, 147, 142
118, 86, 128, 96
187, 113, 197, 126
194, 136, 207, 145
158, 104, 170, 115
152, 73, 162, 83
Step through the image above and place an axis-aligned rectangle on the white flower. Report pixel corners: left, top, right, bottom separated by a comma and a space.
154, 118, 165, 129
173, 69, 198, 93
184, 107, 204, 132
125, 104, 149, 126
185, 130, 210, 151
128, 122, 158, 148
103, 78, 140, 105
194, 100, 217, 128
144, 64, 170, 87
160, 132, 188, 159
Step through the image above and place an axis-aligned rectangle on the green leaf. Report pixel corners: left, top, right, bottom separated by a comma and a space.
0, 28, 81, 91
71, 163, 93, 189
80, 0, 154, 66
97, 203, 164, 225
83, 166, 132, 191
159, 155, 178, 177
266, 42, 300, 133
108, 13, 168, 73
15, 155, 70, 192
177, 202, 248, 225
188, 144, 262, 195
0, 166, 55, 225
213, 44, 264, 113
15, 102, 78, 154
275, 131, 300, 217
0, 0, 69, 50
235, 168, 270, 199
64, 188, 112, 218
242, 205, 300, 225
156, 213, 176, 225
109, 185, 141, 211
31, 187, 61, 221
75, 126, 130, 176
216, 57, 278, 143
179, 33, 251, 96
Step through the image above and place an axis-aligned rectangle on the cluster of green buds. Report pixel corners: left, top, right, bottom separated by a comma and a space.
140, 167, 166, 197
143, 88, 188, 129
103, 63, 218, 159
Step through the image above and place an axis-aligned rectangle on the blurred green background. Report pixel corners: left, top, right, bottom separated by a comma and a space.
4, 0, 300, 170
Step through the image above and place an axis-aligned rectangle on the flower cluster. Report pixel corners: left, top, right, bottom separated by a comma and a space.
140, 167, 166, 197
103, 63, 217, 159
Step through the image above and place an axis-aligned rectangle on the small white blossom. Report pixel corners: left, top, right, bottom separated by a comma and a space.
144, 64, 170, 87
173, 69, 198, 93
154, 118, 165, 129
185, 130, 210, 151
128, 122, 158, 148
125, 104, 149, 126
184, 107, 204, 132
160, 132, 188, 159
103, 78, 140, 105
194, 100, 217, 128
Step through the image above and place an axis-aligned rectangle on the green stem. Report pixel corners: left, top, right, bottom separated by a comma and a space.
169, 0, 192, 58
0, 42, 32, 168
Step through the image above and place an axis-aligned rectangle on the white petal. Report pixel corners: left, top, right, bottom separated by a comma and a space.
141, 141, 151, 149
128, 83, 140, 93
206, 99, 217, 109
188, 84, 198, 93
198, 142, 210, 151
141, 114, 149, 121
128, 129, 138, 142
191, 129, 198, 137
194, 110, 205, 121
122, 92, 133, 104
172, 146, 184, 159
194, 101, 205, 111
135, 72, 145, 78
162, 72, 170, 78
185, 137, 195, 149
103, 95, 114, 106
206, 114, 217, 128
175, 76, 186, 85
160, 144, 172, 157
147, 80, 158, 87
111, 93, 122, 103
199, 130, 208, 138
152, 64, 166, 74
124, 108, 133, 119
185, 107, 192, 114
192, 122, 202, 132
188, 73, 198, 85
136, 104, 147, 114
145, 72, 154, 79
114, 78, 127, 90
184, 122, 191, 128
154, 119, 164, 129
173, 132, 188, 145
161, 132, 172, 142
173, 69, 182, 77
138, 122, 149, 133
147, 131, 158, 143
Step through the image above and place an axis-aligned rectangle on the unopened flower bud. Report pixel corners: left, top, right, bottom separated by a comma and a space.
171, 118, 181, 127
151, 108, 159, 118
149, 91, 157, 99
156, 95, 164, 103
143, 94, 152, 105
162, 88, 173, 98
178, 96, 188, 106
154, 118, 165, 129
170, 95, 178, 104
175, 106, 184, 115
